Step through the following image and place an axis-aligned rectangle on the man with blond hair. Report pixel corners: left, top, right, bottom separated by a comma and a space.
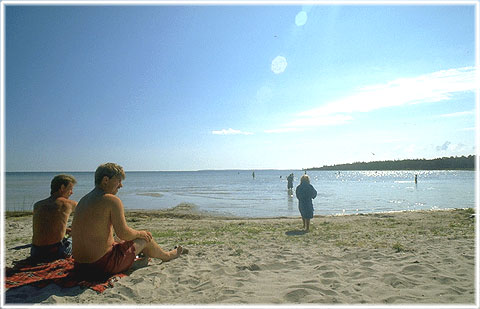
31, 174, 77, 262
72, 163, 183, 277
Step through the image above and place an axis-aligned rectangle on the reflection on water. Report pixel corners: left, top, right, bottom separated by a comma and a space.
287, 189, 294, 212
5, 170, 475, 218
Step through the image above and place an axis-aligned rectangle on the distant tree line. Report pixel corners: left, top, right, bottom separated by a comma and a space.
307, 155, 475, 171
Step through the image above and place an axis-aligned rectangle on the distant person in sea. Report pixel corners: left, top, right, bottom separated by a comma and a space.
415, 174, 418, 184
295, 174, 317, 232
287, 173, 294, 190
72, 163, 184, 278
252, 171, 255, 179
31, 174, 78, 262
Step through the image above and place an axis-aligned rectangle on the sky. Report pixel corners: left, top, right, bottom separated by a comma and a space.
3, 2, 478, 171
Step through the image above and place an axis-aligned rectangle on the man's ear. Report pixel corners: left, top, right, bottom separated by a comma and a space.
60, 184, 66, 192
102, 176, 110, 185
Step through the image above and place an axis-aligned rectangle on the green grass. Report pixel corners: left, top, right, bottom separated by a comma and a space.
392, 242, 406, 253
5, 208, 474, 252
5, 211, 33, 218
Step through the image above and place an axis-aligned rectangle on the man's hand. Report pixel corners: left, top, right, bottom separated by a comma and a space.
138, 230, 153, 242
65, 227, 72, 236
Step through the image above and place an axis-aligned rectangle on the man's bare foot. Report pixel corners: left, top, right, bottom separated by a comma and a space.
174, 245, 189, 256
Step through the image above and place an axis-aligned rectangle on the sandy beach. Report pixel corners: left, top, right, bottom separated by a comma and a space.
3, 206, 476, 306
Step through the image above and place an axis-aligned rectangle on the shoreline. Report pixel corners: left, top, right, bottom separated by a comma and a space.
6, 202, 473, 218
4, 208, 476, 305
6, 204, 473, 221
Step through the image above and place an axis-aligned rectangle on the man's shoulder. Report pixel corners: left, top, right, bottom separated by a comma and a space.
101, 193, 121, 202
57, 197, 77, 207
33, 197, 56, 210
94, 193, 122, 210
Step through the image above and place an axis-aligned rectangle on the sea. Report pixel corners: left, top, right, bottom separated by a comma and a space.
3, 170, 476, 218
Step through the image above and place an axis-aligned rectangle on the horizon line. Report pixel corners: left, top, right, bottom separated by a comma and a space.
4, 154, 476, 173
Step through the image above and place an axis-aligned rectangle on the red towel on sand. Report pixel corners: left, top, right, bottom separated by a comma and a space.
5, 257, 127, 293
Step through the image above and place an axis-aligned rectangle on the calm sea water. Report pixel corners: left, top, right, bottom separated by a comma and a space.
4, 170, 476, 218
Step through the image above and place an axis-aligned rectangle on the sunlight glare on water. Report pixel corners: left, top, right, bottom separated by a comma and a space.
5, 170, 475, 218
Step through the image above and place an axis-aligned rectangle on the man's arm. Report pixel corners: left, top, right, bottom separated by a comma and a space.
109, 195, 152, 242
69, 199, 78, 212
61, 199, 77, 236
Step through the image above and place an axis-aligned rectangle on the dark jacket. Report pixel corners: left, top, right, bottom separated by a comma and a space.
295, 182, 317, 219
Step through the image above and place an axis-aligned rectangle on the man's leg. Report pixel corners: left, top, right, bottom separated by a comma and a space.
133, 239, 182, 262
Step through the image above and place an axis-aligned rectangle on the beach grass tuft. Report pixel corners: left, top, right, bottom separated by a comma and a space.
392, 242, 406, 253
5, 211, 33, 218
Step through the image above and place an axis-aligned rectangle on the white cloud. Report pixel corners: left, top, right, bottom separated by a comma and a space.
286, 114, 353, 127
267, 66, 477, 132
211, 128, 253, 135
264, 127, 304, 134
436, 141, 451, 151
300, 66, 477, 117
457, 127, 476, 132
435, 110, 475, 118
434, 141, 469, 153
405, 144, 417, 154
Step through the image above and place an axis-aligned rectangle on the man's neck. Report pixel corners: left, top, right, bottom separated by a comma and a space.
94, 186, 105, 193
50, 192, 62, 200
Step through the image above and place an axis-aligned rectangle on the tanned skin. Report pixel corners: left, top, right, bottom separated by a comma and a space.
32, 182, 77, 246
72, 175, 182, 264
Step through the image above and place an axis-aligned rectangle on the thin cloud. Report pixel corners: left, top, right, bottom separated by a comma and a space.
211, 128, 253, 135
435, 141, 469, 153
268, 66, 477, 132
435, 110, 475, 118
436, 141, 451, 151
264, 127, 304, 134
300, 66, 476, 117
457, 127, 476, 132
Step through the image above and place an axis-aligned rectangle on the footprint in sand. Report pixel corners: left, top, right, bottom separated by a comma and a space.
321, 271, 339, 278
401, 264, 426, 274
382, 273, 419, 288
284, 288, 310, 302
433, 275, 458, 284
236, 264, 260, 271
361, 261, 374, 267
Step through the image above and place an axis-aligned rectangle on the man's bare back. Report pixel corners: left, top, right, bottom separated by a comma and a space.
71, 188, 118, 262
32, 196, 75, 246
32, 178, 77, 247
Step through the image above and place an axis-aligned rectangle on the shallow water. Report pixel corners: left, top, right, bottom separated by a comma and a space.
4, 170, 475, 217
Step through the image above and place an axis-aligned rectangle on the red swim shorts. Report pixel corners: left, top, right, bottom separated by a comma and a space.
74, 240, 136, 277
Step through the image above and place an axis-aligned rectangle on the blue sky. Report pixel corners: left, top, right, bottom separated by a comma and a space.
4, 3, 477, 171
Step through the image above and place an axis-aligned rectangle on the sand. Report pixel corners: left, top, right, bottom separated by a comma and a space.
3, 206, 477, 305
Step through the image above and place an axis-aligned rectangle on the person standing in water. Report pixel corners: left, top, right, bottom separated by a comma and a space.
287, 173, 294, 197
295, 174, 317, 232
287, 173, 294, 190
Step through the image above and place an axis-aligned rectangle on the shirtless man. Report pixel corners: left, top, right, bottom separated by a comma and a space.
31, 174, 77, 262
71, 163, 183, 277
